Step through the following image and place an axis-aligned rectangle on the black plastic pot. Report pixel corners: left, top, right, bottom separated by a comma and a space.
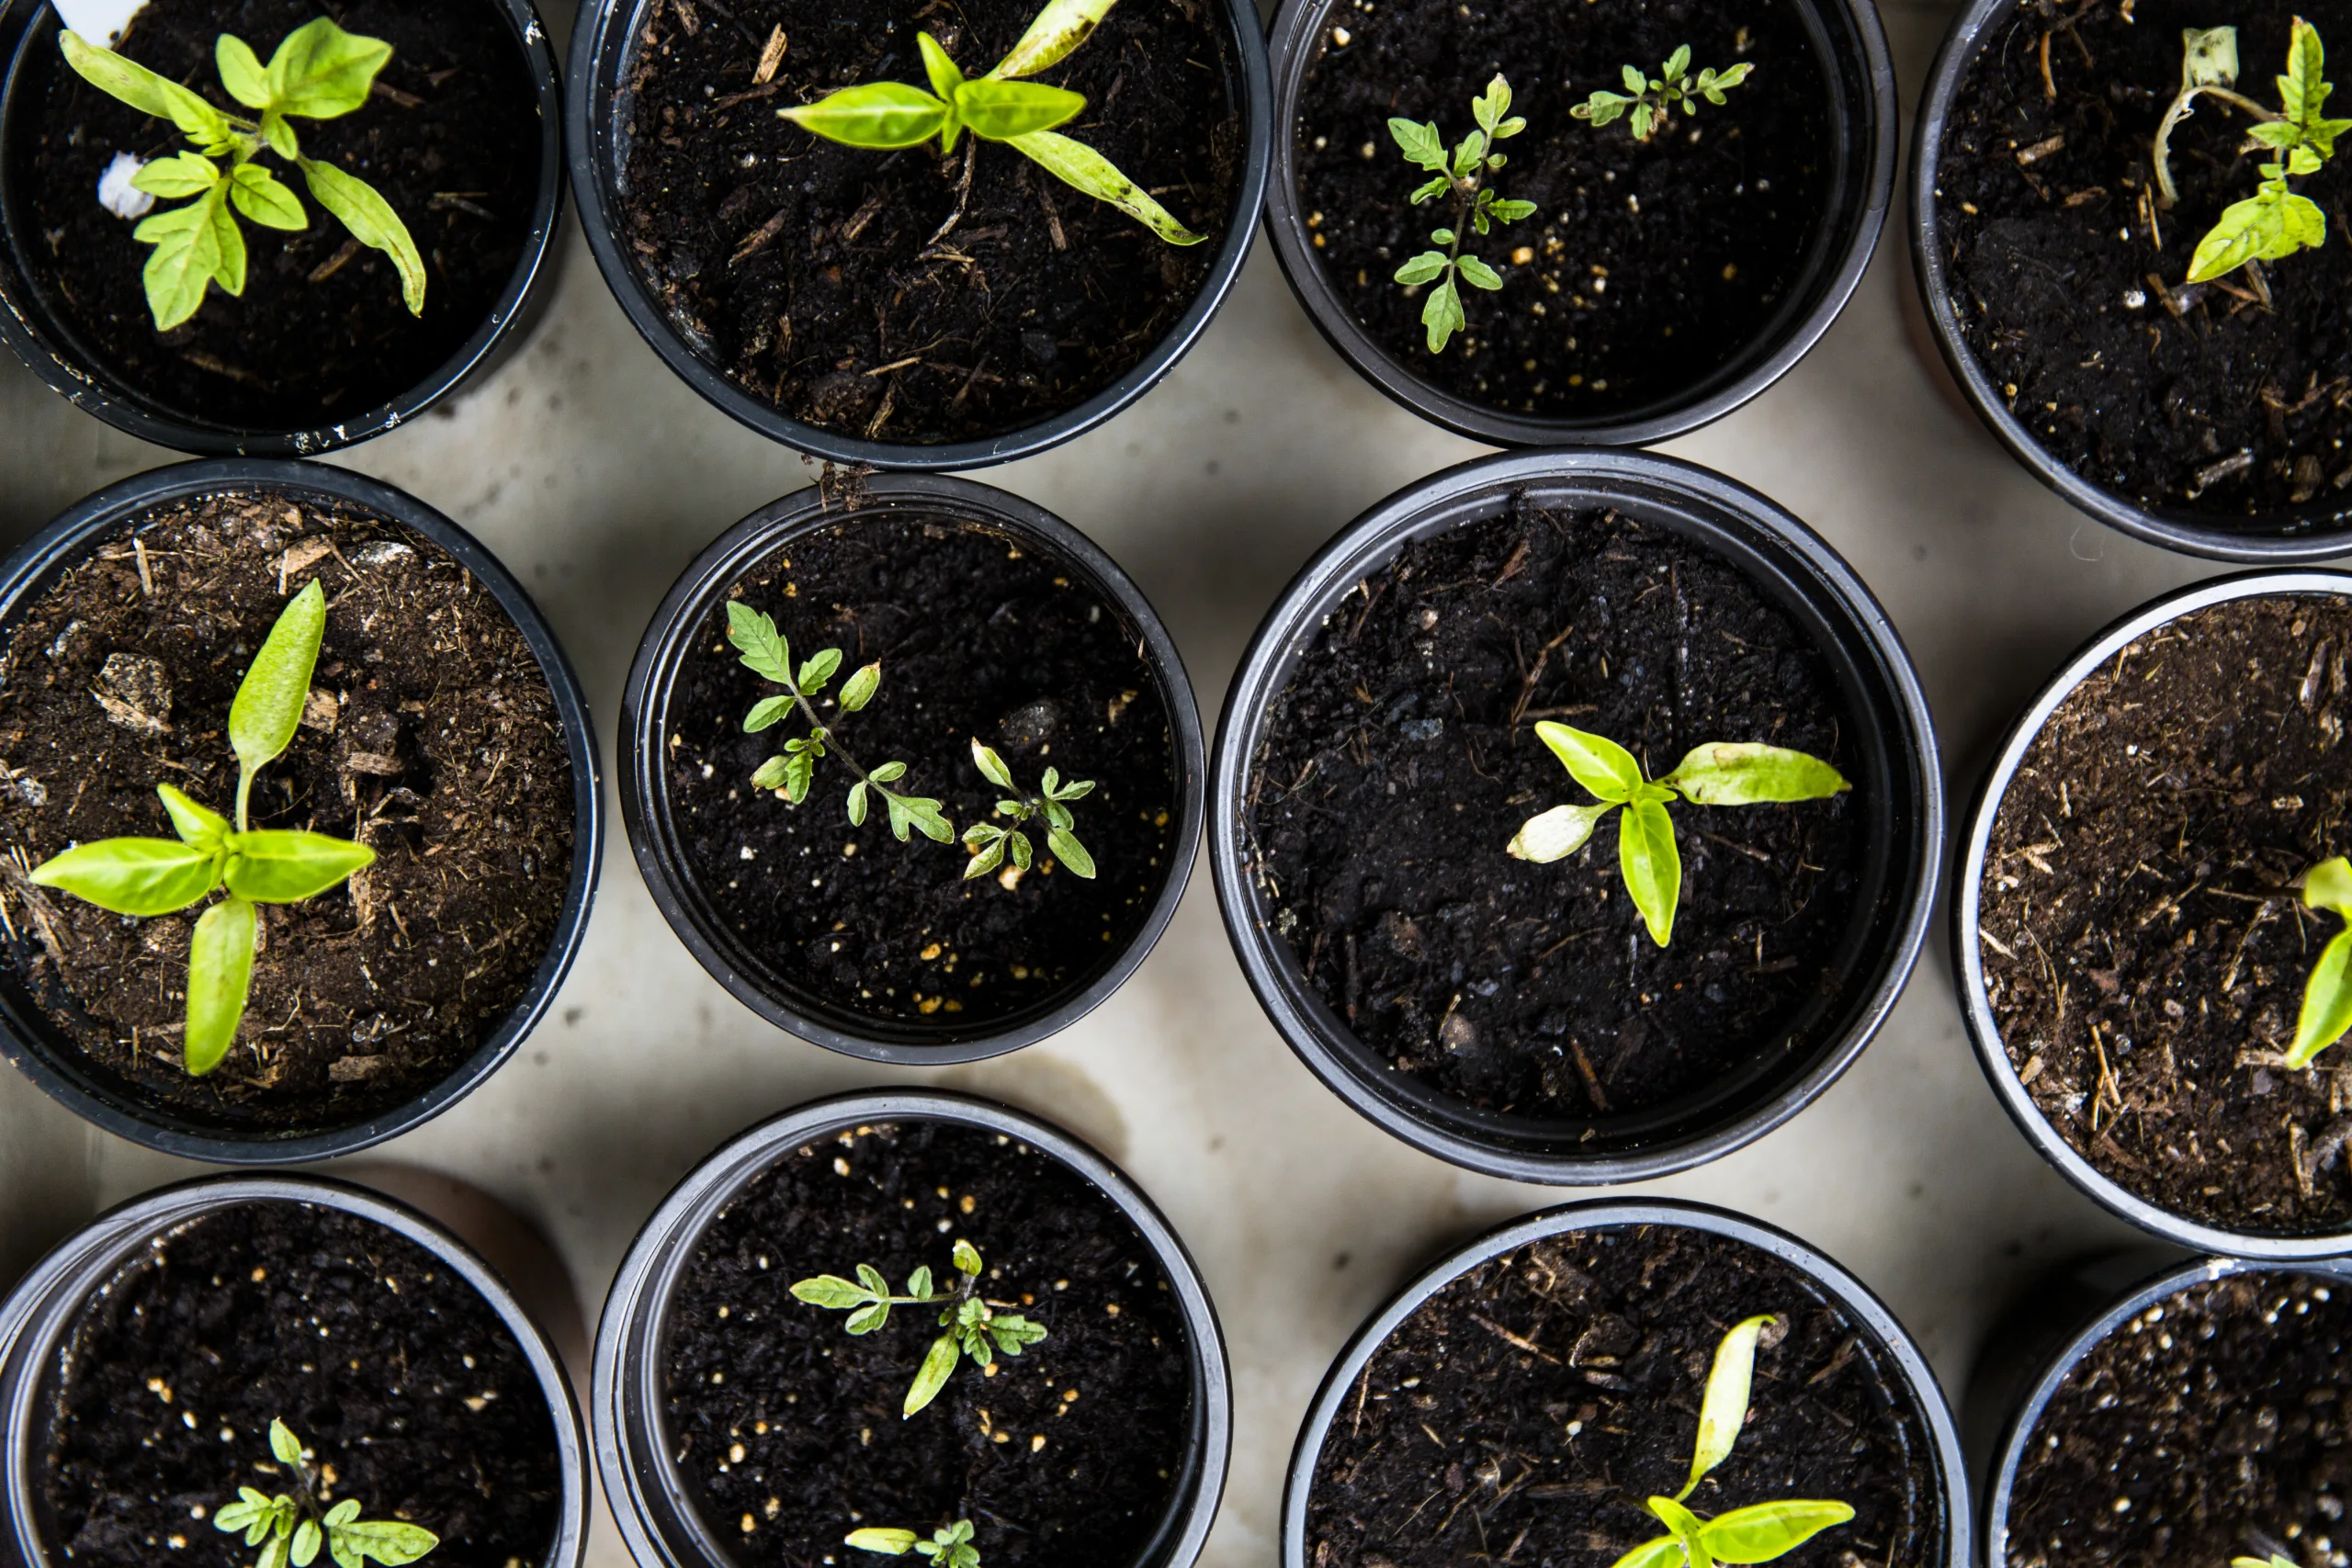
563, 0, 1270, 471
594, 1089, 1232, 1568
0, 1172, 593, 1568
1970, 1249, 2352, 1565
1953, 569, 2352, 1258
1282, 1197, 1973, 1568
620, 474, 1203, 1062
1211, 448, 1941, 1182
0, 458, 605, 1164
1912, 0, 2352, 562
1262, 0, 1894, 446
0, 0, 565, 457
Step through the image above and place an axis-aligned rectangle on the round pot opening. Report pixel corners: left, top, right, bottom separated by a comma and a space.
0, 458, 603, 1164
1204, 446, 1938, 1184
622, 476, 1202, 1063
564, 0, 1271, 470
1955, 570, 2352, 1258
593, 1089, 1231, 1568
0, 1174, 590, 1568
0, 0, 565, 457
1212, 449, 1940, 1182
1913, 0, 2352, 561
1283, 1199, 1970, 1568
1263, 0, 1894, 446
1978, 1253, 2352, 1568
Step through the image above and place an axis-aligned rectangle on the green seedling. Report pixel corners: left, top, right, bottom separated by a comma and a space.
27, 581, 373, 1076
2152, 18, 2351, 292
1507, 722, 1849, 947
2290, 855, 2352, 1066
963, 739, 1096, 881
1573, 45, 1754, 142
777, 0, 1199, 243
213, 1418, 437, 1568
791, 1238, 1048, 1416
1608, 1316, 1854, 1568
60, 18, 426, 331
728, 601, 951, 845
1388, 74, 1537, 353
848, 1520, 980, 1568
2233, 1557, 2297, 1568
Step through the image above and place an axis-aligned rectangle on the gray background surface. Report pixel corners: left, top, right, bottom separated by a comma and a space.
0, 0, 2233, 1561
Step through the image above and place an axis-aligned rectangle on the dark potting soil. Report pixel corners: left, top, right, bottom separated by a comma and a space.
17, 0, 540, 431
0, 489, 574, 1130
2004, 1270, 2352, 1567
617, 0, 1242, 446
1980, 595, 2352, 1235
1247, 502, 1862, 1123
1306, 1224, 1942, 1568
662, 1120, 1193, 1568
40, 1200, 563, 1568
1294, 0, 1832, 420
1935, 0, 2352, 520
662, 513, 1178, 1030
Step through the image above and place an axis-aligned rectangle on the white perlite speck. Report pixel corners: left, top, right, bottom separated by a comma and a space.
97, 152, 153, 220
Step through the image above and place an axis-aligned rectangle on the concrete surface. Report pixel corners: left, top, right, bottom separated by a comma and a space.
0, 0, 2254, 1562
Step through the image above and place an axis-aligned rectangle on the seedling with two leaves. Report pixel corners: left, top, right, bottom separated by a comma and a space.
1389, 74, 1537, 353
61, 19, 425, 330
1608, 1315, 1853, 1568
1507, 722, 1849, 947
728, 601, 951, 845
213, 1418, 437, 1568
964, 739, 1096, 880
27, 581, 374, 1076
2153, 17, 2351, 292
1573, 45, 1754, 142
849, 1520, 980, 1568
791, 1238, 1049, 1416
778, 0, 1200, 243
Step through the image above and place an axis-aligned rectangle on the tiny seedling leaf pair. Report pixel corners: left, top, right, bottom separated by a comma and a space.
964, 739, 1097, 880
2150, 17, 2352, 286
1388, 74, 1537, 353
28, 581, 373, 1075
792, 1239, 1049, 1416
729, 600, 951, 844
1508, 722, 1849, 946
213, 1419, 437, 1568
61, 19, 425, 330
779, 0, 1201, 243
1607, 1317, 1853, 1568
849, 1520, 980, 1568
1573, 44, 1754, 143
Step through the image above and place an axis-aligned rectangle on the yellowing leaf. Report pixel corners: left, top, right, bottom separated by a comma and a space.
1008, 129, 1203, 243
991, 0, 1118, 79
299, 158, 426, 314
1679, 1314, 1774, 1499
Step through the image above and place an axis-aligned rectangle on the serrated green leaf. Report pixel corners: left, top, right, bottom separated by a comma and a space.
1575, 90, 1631, 126
222, 830, 373, 904
29, 837, 220, 916
783, 748, 818, 803
1534, 722, 1644, 801
1458, 254, 1502, 289
1394, 251, 1450, 286
797, 648, 842, 694
1449, 131, 1485, 177
727, 601, 793, 684
1508, 802, 1616, 863
132, 152, 221, 198
745, 694, 797, 732
905, 1332, 961, 1416
848, 1530, 922, 1557
231, 164, 307, 231
887, 794, 955, 843
1409, 173, 1452, 204
1620, 798, 1681, 947
1490, 197, 1537, 221
1662, 742, 1849, 806
266, 17, 392, 120
216, 33, 272, 109
966, 836, 1006, 879
134, 187, 234, 330
839, 661, 882, 713
215, 1493, 271, 1534
298, 157, 425, 314
1679, 1314, 1774, 1497
792, 1275, 871, 1309
1046, 827, 1094, 878
323, 1519, 438, 1566
783, 82, 950, 148
1010, 129, 1203, 243
1421, 273, 1465, 352
1389, 117, 1448, 171
856, 1262, 889, 1295
1697, 1499, 1853, 1563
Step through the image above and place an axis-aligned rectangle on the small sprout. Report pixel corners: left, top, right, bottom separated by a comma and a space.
1606, 1317, 1853, 1568
2154, 17, 2352, 288
791, 1239, 1048, 1417
28, 581, 374, 1076
59, 20, 426, 330
1572, 44, 1754, 142
728, 601, 950, 844
848, 1520, 980, 1568
1508, 723, 1849, 947
962, 739, 1097, 881
2290, 855, 2352, 1066
212, 1418, 437, 1568
1388, 73, 1537, 352
778, 0, 1200, 244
